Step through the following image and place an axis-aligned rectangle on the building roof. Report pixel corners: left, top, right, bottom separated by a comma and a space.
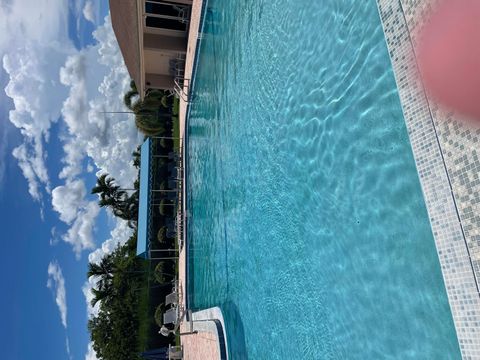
109, 0, 142, 93
137, 138, 152, 258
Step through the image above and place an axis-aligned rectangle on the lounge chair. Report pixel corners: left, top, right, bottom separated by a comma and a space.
168, 179, 178, 189
168, 152, 178, 160
165, 291, 178, 307
169, 167, 178, 179
163, 307, 178, 325
168, 345, 183, 360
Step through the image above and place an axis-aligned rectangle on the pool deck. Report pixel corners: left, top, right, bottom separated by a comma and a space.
376, 0, 480, 357
177, 1, 228, 359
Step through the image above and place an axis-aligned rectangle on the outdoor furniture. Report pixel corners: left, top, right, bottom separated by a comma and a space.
168, 345, 183, 360
169, 167, 178, 179
167, 228, 177, 239
166, 191, 177, 201
166, 223, 177, 239
168, 179, 178, 189
165, 291, 178, 307
163, 307, 179, 325
140, 347, 168, 359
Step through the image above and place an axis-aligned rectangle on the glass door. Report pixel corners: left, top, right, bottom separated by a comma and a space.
144, 1, 189, 32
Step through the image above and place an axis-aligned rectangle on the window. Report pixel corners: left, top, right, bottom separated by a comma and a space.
145, 1, 182, 17
144, 1, 189, 32
145, 16, 187, 32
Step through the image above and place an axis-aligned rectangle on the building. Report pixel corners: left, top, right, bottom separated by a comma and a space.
109, 0, 192, 98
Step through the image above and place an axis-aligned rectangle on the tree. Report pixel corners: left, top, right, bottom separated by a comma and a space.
123, 80, 173, 136
91, 174, 139, 226
135, 112, 166, 136
87, 255, 116, 306
92, 174, 122, 199
132, 147, 141, 168
86, 121, 175, 359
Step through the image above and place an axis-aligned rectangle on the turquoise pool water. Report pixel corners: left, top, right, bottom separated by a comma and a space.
186, 0, 461, 358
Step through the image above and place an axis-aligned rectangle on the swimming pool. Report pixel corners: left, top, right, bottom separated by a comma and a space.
186, 0, 461, 358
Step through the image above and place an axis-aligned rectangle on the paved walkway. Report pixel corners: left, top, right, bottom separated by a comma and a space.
179, 329, 220, 360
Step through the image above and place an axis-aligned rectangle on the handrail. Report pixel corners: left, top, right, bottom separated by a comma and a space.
174, 77, 190, 103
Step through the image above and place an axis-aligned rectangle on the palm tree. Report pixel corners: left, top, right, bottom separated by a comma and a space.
91, 174, 126, 205
123, 80, 172, 136
134, 112, 166, 136
123, 80, 139, 111
132, 147, 141, 168
90, 287, 112, 307
91, 174, 138, 224
87, 255, 115, 279
87, 256, 116, 307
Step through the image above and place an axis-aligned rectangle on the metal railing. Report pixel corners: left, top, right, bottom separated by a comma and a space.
174, 77, 190, 103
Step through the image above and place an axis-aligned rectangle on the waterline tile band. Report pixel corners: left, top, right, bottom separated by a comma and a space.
376, 0, 480, 358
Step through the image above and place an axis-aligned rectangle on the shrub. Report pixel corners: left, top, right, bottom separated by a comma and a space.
159, 199, 174, 216
155, 157, 166, 167
154, 262, 170, 284
161, 95, 169, 109
157, 227, 167, 245
135, 113, 165, 136
159, 138, 173, 149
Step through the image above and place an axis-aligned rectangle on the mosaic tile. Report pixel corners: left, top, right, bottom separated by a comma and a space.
377, 0, 480, 357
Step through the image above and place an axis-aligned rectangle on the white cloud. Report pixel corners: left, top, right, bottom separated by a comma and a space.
4, 13, 139, 255
59, 15, 140, 188
82, 280, 99, 319
52, 180, 100, 258
47, 15, 138, 256
85, 342, 98, 360
0, 76, 12, 188
0, 0, 71, 52
47, 261, 68, 329
51, 179, 100, 257
66, 337, 73, 360
82, 0, 95, 23
63, 201, 100, 258
11, 143, 43, 200
52, 180, 87, 223
3, 4, 139, 222
50, 226, 60, 246
1, 0, 74, 201
88, 219, 132, 265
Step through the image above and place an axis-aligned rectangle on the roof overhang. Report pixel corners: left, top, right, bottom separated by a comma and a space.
137, 138, 151, 258
136, 0, 146, 100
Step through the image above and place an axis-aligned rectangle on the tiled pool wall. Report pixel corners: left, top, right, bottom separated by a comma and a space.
376, 0, 480, 357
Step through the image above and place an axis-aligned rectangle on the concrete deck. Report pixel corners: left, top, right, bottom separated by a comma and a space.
180, 331, 219, 360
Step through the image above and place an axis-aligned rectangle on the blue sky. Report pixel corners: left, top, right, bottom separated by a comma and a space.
0, 1, 139, 359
